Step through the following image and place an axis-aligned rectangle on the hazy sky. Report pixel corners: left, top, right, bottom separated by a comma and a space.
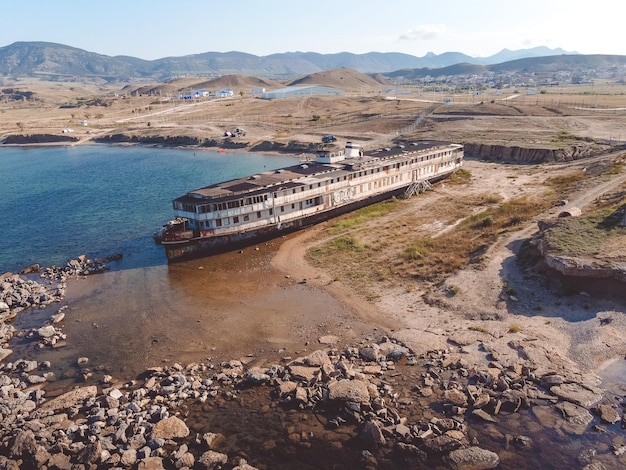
1, 0, 622, 60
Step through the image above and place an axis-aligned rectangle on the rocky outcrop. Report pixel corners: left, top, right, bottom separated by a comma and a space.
464, 142, 612, 164
94, 134, 204, 146
1, 134, 79, 144
530, 220, 626, 282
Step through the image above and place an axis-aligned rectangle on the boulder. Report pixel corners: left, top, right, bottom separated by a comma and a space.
304, 349, 331, 366
197, 450, 228, 469
360, 421, 386, 449
151, 416, 190, 439
328, 379, 370, 404
446, 446, 500, 470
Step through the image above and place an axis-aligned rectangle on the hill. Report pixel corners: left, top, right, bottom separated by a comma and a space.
288, 68, 391, 90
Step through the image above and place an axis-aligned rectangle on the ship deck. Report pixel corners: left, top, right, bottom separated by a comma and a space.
175, 140, 455, 204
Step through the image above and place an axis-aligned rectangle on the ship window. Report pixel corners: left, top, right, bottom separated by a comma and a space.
257, 211, 262, 218
269, 208, 273, 215
243, 214, 249, 221
216, 219, 222, 227
291, 204, 295, 209
233, 216, 239, 224
280, 206, 285, 213
227, 200, 241, 209
293, 189, 296, 194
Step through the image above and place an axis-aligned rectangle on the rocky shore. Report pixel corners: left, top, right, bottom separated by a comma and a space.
1, 257, 625, 469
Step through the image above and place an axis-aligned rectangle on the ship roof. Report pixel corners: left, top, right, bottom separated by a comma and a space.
174, 140, 459, 204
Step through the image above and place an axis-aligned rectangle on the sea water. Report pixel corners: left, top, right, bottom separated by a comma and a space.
0, 145, 298, 273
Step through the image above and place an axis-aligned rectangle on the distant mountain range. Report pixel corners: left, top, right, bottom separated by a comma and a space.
0, 41, 622, 82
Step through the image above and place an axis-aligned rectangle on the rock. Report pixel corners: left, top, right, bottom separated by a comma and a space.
304, 349, 331, 366
445, 389, 468, 407
9, 430, 38, 459
288, 365, 320, 382
121, 448, 138, 467
276, 380, 298, 397
395, 423, 412, 438
360, 421, 386, 449
295, 386, 308, 403
137, 457, 166, 469
20, 264, 40, 274
151, 416, 190, 439
446, 446, 500, 470
77, 440, 102, 465
232, 457, 259, 470
35, 385, 97, 415
197, 450, 228, 469
47, 453, 72, 469
550, 383, 603, 407
594, 404, 620, 424
472, 393, 491, 409
245, 367, 270, 384
359, 346, 380, 361
37, 325, 57, 339
328, 379, 371, 404
422, 435, 464, 454
555, 402, 594, 434
541, 374, 565, 386
318, 335, 339, 345
472, 409, 498, 423
0, 348, 13, 361
198, 432, 224, 450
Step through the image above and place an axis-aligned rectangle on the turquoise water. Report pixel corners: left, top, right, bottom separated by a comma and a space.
0, 145, 298, 272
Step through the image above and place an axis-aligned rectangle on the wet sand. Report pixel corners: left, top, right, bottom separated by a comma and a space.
15, 231, 391, 384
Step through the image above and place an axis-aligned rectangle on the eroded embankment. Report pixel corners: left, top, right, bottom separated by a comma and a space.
464, 142, 623, 164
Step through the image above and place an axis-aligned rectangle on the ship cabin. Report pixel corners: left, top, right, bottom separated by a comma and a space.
170, 141, 463, 239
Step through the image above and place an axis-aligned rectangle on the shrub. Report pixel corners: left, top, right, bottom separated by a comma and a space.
508, 324, 522, 333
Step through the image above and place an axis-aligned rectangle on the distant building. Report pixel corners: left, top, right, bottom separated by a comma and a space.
260, 85, 344, 100
214, 88, 234, 98
250, 87, 265, 95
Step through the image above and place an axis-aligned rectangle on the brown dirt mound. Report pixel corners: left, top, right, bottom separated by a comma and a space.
288, 68, 390, 90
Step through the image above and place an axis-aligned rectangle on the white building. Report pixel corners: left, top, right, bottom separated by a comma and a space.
214, 88, 234, 98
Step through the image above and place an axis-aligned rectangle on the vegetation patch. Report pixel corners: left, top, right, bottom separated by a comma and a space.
328, 199, 399, 233
541, 202, 626, 257
401, 196, 547, 281
447, 168, 472, 185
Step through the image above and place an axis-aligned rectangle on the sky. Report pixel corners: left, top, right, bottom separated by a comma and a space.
1, 0, 624, 60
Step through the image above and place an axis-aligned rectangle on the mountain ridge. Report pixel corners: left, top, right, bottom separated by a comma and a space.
0, 41, 583, 81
